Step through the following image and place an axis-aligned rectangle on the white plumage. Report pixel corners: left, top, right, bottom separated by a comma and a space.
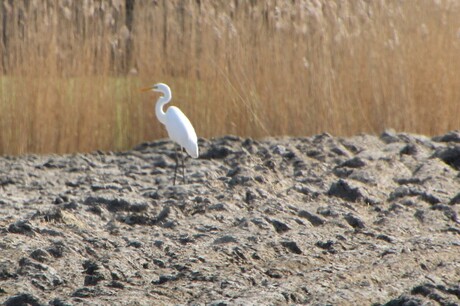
163, 105, 199, 158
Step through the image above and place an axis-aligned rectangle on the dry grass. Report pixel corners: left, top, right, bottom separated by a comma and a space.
1, 0, 460, 154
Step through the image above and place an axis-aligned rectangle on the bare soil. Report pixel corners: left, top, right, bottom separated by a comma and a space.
1, 131, 460, 305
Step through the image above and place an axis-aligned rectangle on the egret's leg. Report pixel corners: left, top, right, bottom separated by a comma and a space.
173, 145, 179, 186
181, 147, 186, 184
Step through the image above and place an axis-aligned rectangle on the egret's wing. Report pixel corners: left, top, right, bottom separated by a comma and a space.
165, 106, 199, 158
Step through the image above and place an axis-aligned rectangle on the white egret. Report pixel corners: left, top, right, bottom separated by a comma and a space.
142, 83, 199, 185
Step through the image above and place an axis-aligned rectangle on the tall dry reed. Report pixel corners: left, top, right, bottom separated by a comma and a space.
1, 0, 460, 154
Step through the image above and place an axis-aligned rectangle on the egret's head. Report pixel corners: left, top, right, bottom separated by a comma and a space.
142, 83, 171, 96
152, 83, 170, 95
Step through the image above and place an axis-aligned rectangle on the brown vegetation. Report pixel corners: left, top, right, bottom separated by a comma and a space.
1, 0, 460, 154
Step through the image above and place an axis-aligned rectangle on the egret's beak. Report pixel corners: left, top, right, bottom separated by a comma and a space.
141, 86, 153, 92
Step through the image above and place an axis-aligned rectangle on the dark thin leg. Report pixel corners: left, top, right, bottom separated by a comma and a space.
181, 147, 186, 184
173, 145, 179, 186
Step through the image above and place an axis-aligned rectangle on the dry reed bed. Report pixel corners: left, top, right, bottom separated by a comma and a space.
0, 0, 460, 154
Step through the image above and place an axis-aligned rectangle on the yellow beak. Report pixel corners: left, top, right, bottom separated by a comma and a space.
140, 86, 153, 92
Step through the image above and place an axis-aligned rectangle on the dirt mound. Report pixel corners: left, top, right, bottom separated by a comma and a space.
1, 131, 459, 305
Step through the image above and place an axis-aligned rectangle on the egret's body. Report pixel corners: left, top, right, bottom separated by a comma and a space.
145, 83, 198, 185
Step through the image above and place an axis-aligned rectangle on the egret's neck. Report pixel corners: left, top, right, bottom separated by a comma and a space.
155, 91, 171, 125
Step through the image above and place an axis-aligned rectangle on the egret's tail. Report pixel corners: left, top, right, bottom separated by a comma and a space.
186, 143, 199, 158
